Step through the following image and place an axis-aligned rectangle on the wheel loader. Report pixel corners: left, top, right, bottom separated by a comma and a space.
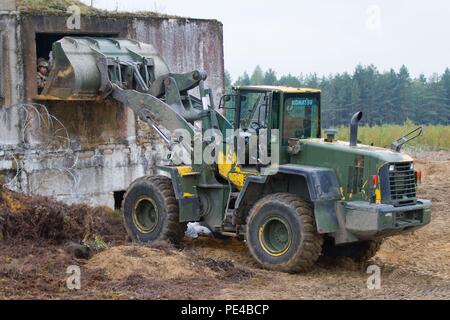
42, 37, 431, 272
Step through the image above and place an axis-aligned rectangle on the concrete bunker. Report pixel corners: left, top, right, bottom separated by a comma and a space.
0, 0, 224, 208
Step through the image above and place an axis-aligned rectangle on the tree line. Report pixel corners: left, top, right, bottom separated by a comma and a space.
224, 65, 450, 127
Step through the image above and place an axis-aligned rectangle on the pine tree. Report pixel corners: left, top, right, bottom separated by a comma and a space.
235, 72, 251, 86
224, 70, 232, 93
250, 65, 264, 85
278, 74, 301, 87
425, 73, 447, 124
440, 68, 450, 123
264, 68, 278, 85
410, 75, 428, 123
398, 65, 412, 122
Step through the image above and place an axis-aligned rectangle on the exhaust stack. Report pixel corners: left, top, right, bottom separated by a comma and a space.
350, 111, 363, 147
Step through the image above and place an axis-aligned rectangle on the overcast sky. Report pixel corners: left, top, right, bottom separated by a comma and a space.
80, 0, 450, 81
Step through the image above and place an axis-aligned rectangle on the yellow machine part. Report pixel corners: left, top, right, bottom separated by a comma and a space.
175, 150, 255, 190
217, 149, 249, 190
176, 166, 193, 176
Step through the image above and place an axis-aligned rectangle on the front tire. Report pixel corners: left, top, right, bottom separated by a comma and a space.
246, 193, 323, 273
122, 176, 186, 244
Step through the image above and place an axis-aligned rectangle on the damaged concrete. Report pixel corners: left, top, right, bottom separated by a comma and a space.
0, 2, 225, 207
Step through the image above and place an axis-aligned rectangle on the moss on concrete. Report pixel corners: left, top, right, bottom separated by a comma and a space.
14, 0, 224, 27
16, 0, 176, 18
15, 0, 223, 25
17, 0, 105, 15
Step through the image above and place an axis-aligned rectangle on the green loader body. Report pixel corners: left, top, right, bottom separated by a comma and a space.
41, 36, 431, 272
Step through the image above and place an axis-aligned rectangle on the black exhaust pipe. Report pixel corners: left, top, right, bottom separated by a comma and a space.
350, 111, 363, 147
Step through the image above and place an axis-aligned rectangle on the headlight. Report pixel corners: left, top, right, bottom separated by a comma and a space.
410, 163, 414, 170
389, 164, 395, 172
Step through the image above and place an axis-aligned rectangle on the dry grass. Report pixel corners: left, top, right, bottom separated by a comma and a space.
333, 121, 450, 150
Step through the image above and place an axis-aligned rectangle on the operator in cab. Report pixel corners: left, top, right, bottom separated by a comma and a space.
37, 58, 49, 94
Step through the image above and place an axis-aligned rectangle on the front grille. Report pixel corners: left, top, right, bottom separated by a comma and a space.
389, 162, 416, 206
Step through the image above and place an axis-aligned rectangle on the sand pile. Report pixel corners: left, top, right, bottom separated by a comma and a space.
86, 245, 215, 281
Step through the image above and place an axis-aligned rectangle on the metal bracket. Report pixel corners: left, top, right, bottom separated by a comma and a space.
391, 126, 423, 152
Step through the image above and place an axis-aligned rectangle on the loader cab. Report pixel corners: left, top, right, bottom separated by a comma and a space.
231, 86, 321, 167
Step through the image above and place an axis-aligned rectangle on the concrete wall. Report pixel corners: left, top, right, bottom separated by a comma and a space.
132, 18, 224, 103
0, 14, 23, 145
0, 12, 224, 208
0, 0, 16, 12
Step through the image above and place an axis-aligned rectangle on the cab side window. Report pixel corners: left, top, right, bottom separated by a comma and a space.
282, 95, 320, 144
250, 98, 269, 129
239, 92, 269, 130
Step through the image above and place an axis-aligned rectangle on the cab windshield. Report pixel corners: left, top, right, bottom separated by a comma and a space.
282, 94, 320, 144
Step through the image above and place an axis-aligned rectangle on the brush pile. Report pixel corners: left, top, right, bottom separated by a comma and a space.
0, 184, 126, 244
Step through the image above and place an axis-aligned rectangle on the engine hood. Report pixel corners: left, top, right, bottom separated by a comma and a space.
302, 138, 413, 164
287, 138, 415, 203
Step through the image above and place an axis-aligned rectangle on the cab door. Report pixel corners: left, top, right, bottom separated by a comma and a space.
235, 90, 272, 170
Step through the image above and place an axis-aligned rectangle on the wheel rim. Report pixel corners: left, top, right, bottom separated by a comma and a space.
258, 216, 292, 256
132, 196, 159, 234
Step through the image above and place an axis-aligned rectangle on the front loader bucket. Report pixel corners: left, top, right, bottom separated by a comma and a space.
41, 37, 170, 100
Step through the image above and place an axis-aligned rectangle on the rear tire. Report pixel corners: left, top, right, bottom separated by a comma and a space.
246, 193, 323, 273
122, 176, 186, 245
322, 239, 383, 262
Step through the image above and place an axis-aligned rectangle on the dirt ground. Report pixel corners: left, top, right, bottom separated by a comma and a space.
0, 152, 449, 300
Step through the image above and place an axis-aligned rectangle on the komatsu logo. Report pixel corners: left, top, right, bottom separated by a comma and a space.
291, 98, 314, 106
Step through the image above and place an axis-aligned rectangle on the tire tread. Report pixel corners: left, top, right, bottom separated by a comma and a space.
246, 193, 323, 273
122, 175, 185, 244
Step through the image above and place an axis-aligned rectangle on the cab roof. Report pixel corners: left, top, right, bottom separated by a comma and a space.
232, 85, 321, 93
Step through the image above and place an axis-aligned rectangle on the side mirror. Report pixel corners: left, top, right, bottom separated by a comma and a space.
219, 94, 237, 109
